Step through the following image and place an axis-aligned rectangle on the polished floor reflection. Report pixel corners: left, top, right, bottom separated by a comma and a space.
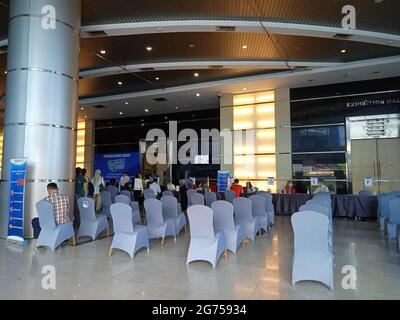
0, 216, 399, 300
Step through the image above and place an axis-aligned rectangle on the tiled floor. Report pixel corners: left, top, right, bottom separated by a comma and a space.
0, 216, 399, 300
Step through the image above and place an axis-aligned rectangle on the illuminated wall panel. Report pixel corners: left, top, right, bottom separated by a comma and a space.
0, 133, 3, 176
233, 91, 277, 192
76, 121, 86, 168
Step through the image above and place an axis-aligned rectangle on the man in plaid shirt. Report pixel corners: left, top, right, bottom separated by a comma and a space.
44, 183, 71, 224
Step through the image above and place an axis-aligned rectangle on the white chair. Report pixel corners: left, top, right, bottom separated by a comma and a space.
212, 201, 245, 254
144, 198, 176, 245
291, 211, 333, 290
115, 194, 141, 225
233, 197, 261, 241
388, 198, 400, 240
186, 205, 227, 268
109, 203, 149, 258
257, 192, 275, 226
249, 195, 269, 232
191, 192, 205, 206
204, 191, 217, 208
77, 197, 109, 241
161, 195, 187, 235
187, 189, 196, 206
224, 190, 235, 203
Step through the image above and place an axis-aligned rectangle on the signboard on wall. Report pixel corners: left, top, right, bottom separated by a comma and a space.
7, 159, 27, 243
94, 152, 141, 181
310, 177, 319, 186
217, 171, 230, 192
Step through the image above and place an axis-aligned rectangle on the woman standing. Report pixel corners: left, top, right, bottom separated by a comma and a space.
133, 173, 144, 202
91, 169, 105, 212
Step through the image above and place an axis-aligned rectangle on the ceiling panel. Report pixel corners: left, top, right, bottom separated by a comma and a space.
82, 0, 400, 35
79, 68, 285, 98
80, 32, 400, 71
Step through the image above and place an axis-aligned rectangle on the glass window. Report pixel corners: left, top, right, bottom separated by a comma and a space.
292, 125, 346, 152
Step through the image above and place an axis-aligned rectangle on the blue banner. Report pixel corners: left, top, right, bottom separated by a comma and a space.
94, 152, 141, 182
8, 159, 27, 242
217, 171, 230, 193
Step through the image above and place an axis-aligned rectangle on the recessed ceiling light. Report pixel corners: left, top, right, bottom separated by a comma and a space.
141, 123, 145, 127
146, 46, 152, 51
80, 107, 84, 110
155, 77, 160, 80
194, 72, 199, 77
141, 119, 144, 122
196, 93, 200, 97
189, 44, 195, 48
84, 116, 87, 118
341, 49, 347, 53
242, 88, 247, 91
4, 70, 7, 74
242, 45, 248, 49
125, 101, 129, 105
119, 112, 123, 115
175, 106, 179, 109
100, 50, 106, 54
118, 81, 123, 85
145, 109, 149, 112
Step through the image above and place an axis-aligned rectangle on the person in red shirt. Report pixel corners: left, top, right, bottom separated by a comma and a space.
230, 179, 243, 197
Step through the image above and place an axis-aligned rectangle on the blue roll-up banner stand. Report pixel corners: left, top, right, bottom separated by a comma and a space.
7, 158, 29, 245
217, 171, 230, 193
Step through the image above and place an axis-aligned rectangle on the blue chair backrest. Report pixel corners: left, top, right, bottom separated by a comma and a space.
144, 189, 156, 200
308, 198, 330, 208
187, 205, 215, 239
212, 200, 235, 232
120, 190, 131, 199
162, 190, 173, 197
35, 200, 56, 229
300, 203, 329, 217
191, 193, 205, 205
249, 195, 265, 217
389, 191, 400, 197
161, 196, 178, 220
115, 194, 130, 206
204, 192, 217, 207
389, 198, 400, 224
78, 197, 96, 221
291, 211, 329, 254
110, 203, 134, 234
225, 190, 236, 203
380, 195, 398, 217
359, 190, 374, 196
187, 189, 196, 205
100, 191, 112, 207
144, 198, 164, 224
233, 197, 253, 222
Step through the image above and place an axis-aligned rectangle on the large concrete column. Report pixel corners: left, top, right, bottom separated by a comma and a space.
0, 0, 81, 238
220, 94, 234, 175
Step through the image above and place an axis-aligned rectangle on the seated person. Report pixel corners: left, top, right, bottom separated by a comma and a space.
44, 183, 71, 224
167, 181, 176, 191
245, 182, 256, 193
105, 178, 119, 203
230, 179, 243, 197
282, 181, 297, 194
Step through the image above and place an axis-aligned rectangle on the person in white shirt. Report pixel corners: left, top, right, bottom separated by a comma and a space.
133, 174, 144, 202
91, 169, 105, 212
149, 178, 161, 196
167, 182, 176, 191
119, 172, 131, 191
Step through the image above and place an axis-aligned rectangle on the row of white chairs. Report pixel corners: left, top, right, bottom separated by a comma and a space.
291, 192, 334, 290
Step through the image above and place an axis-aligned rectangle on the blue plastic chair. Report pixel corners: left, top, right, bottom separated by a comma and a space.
186, 205, 227, 268
388, 198, 400, 240
233, 197, 261, 241
144, 198, 176, 245
144, 189, 157, 200
100, 191, 112, 219
291, 211, 333, 290
379, 195, 398, 233
109, 203, 149, 258
161, 195, 187, 235
212, 201, 245, 254
187, 189, 196, 206
162, 190, 173, 197
35, 200, 75, 251
77, 197, 109, 241
120, 190, 132, 200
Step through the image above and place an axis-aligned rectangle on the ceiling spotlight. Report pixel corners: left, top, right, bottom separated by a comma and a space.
125, 101, 129, 105
4, 70, 7, 74
100, 50, 106, 54
141, 119, 144, 122
80, 107, 84, 110
189, 44, 195, 48
175, 106, 179, 109
242, 45, 248, 49
155, 77, 160, 80
196, 93, 200, 97
145, 109, 149, 112
194, 72, 199, 77
84, 116, 87, 118
119, 112, 123, 115
118, 81, 123, 85
341, 49, 347, 53
146, 46, 152, 51
242, 88, 247, 91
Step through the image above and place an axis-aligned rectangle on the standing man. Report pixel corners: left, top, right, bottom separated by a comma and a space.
119, 172, 131, 191
149, 177, 162, 197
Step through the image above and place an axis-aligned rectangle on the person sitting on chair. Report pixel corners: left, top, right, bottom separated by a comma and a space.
44, 183, 71, 224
